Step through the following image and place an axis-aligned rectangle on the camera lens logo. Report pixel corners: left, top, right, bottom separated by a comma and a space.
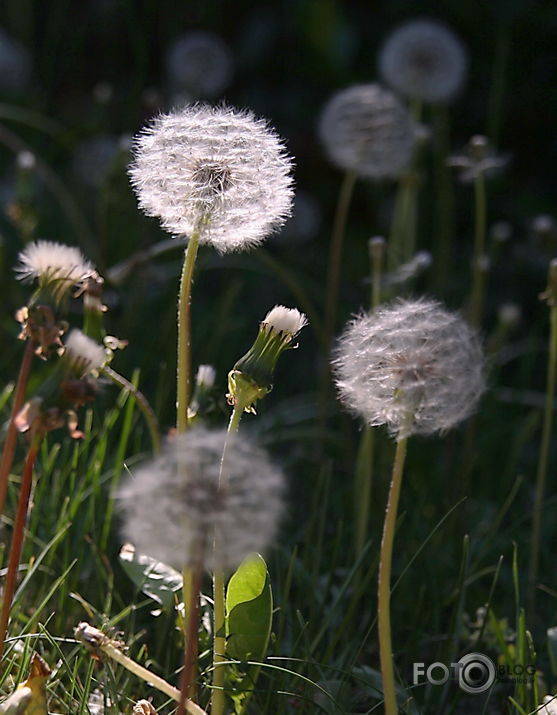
457, 653, 496, 694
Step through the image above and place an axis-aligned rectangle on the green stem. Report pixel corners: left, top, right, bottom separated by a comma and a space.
0, 431, 42, 661
0, 340, 34, 519
528, 303, 557, 611
178, 565, 202, 715
469, 172, 487, 326
432, 104, 454, 294
323, 170, 357, 352
177, 234, 200, 432
378, 432, 409, 715
211, 402, 245, 715
101, 366, 160, 454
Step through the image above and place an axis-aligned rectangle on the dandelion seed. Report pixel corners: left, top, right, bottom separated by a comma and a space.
15, 240, 96, 301
333, 298, 485, 438
119, 427, 284, 572
318, 84, 417, 179
165, 31, 233, 98
379, 18, 468, 104
128, 104, 294, 252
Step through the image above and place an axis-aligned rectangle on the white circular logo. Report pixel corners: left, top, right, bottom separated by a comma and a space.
457, 653, 496, 694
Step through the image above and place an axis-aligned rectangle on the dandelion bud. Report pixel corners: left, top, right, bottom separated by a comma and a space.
63, 329, 107, 376
318, 84, 417, 179
119, 427, 284, 572
378, 19, 468, 104
227, 306, 307, 412
15, 240, 96, 304
129, 104, 294, 252
333, 298, 485, 439
188, 364, 217, 419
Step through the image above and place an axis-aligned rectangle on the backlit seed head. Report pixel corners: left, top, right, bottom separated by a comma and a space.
119, 427, 284, 571
333, 298, 485, 439
165, 31, 233, 98
63, 329, 106, 376
318, 84, 417, 179
128, 104, 294, 252
379, 19, 468, 103
15, 240, 96, 302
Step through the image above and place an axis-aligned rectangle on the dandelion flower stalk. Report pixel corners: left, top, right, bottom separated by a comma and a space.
528, 260, 557, 612
0, 428, 43, 661
470, 167, 488, 326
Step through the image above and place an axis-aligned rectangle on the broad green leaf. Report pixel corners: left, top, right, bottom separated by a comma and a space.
118, 544, 182, 611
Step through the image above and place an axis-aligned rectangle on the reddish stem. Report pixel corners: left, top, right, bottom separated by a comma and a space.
0, 340, 34, 518
0, 434, 41, 661
177, 567, 202, 715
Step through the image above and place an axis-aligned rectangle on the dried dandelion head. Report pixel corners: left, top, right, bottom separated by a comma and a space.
15, 240, 96, 303
128, 104, 294, 252
318, 84, 417, 179
333, 298, 485, 439
379, 19, 468, 104
165, 31, 233, 98
119, 427, 284, 571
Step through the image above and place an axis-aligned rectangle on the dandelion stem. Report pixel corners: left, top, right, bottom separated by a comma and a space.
211, 400, 245, 715
0, 339, 34, 519
101, 365, 160, 454
469, 172, 487, 326
378, 430, 409, 715
528, 293, 557, 611
177, 233, 200, 432
178, 565, 202, 715
433, 104, 455, 294
0, 430, 42, 662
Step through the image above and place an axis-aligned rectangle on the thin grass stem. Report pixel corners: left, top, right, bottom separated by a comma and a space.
469, 172, 487, 326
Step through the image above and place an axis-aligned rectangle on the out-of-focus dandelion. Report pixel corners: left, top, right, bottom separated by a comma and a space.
0, 28, 32, 93
318, 84, 417, 180
334, 298, 485, 438
447, 135, 508, 183
188, 364, 217, 420
119, 426, 284, 572
165, 31, 233, 98
334, 298, 485, 715
490, 220, 512, 244
72, 135, 120, 188
379, 18, 468, 104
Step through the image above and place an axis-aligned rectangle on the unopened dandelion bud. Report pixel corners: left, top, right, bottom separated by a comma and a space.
227, 306, 307, 412
333, 298, 485, 438
119, 427, 284, 572
188, 364, 217, 418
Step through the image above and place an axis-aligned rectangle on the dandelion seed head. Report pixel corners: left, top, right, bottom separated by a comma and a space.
0, 28, 31, 93
129, 104, 294, 252
540, 696, 557, 715
64, 330, 106, 374
15, 241, 95, 291
263, 305, 308, 338
165, 31, 233, 98
318, 84, 417, 179
119, 427, 285, 571
379, 19, 468, 103
196, 364, 216, 388
333, 298, 485, 439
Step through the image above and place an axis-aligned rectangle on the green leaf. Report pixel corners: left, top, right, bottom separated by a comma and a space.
226, 553, 272, 662
118, 544, 182, 611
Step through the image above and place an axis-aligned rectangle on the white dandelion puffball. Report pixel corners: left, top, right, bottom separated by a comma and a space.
318, 84, 417, 179
15, 241, 95, 288
333, 298, 485, 438
263, 305, 308, 338
540, 696, 557, 715
64, 330, 106, 374
0, 28, 31, 93
119, 427, 284, 571
129, 104, 294, 252
379, 19, 468, 104
165, 31, 233, 98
